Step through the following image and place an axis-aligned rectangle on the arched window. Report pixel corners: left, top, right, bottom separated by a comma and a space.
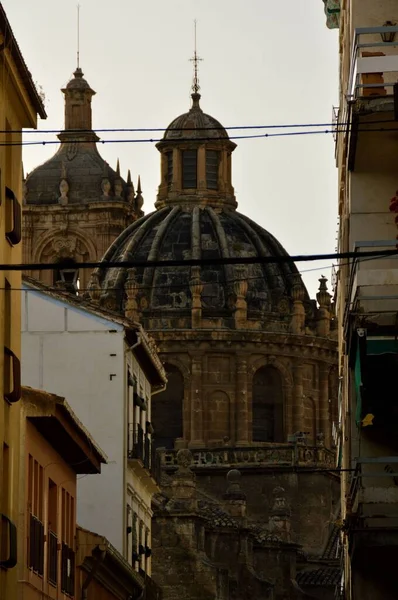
53, 258, 80, 294
252, 366, 284, 442
152, 364, 184, 449
182, 150, 197, 188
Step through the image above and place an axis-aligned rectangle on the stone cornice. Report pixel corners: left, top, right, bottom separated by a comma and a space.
151, 329, 337, 360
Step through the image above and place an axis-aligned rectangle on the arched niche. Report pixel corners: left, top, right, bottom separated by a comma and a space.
207, 390, 230, 443
152, 364, 184, 450
252, 366, 284, 442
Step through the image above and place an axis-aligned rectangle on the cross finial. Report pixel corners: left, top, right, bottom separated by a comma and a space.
77, 4, 81, 69
189, 19, 203, 95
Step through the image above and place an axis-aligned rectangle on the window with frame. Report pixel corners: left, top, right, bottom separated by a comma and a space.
182, 150, 197, 188
206, 150, 219, 190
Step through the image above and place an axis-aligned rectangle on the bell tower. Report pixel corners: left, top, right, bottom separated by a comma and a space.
22, 68, 143, 292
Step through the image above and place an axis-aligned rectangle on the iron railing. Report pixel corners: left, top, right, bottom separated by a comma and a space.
29, 514, 44, 575
61, 542, 75, 596
48, 530, 58, 586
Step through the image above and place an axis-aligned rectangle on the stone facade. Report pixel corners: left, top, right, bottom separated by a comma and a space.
22, 68, 144, 291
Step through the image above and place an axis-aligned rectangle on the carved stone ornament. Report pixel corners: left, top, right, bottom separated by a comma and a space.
59, 179, 69, 205
176, 449, 193, 470
101, 178, 111, 197
52, 235, 77, 257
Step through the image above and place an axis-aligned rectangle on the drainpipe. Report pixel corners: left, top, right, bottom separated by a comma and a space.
81, 546, 106, 599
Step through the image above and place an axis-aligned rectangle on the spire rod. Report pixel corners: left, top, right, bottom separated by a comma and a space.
189, 19, 203, 94
77, 3, 80, 69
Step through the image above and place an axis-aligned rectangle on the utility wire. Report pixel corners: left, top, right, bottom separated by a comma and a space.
3, 248, 398, 272
2, 125, 398, 147
1, 116, 397, 135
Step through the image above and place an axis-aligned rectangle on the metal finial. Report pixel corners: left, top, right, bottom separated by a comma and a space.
77, 4, 80, 69
189, 19, 203, 94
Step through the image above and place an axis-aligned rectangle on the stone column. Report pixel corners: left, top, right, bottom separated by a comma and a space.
190, 266, 202, 328
189, 356, 204, 448
124, 268, 140, 322
316, 276, 332, 337
319, 365, 331, 448
234, 269, 248, 329
293, 363, 304, 434
172, 148, 181, 193
236, 356, 249, 445
197, 144, 206, 190
290, 274, 306, 335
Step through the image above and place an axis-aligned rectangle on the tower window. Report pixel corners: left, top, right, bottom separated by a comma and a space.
182, 150, 197, 189
206, 151, 219, 190
167, 152, 173, 186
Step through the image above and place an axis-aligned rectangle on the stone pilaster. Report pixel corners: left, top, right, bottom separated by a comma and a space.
319, 365, 331, 447
236, 356, 249, 445
189, 356, 204, 448
293, 363, 304, 434
189, 266, 203, 328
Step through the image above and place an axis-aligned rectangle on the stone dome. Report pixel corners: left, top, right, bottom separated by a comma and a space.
93, 205, 313, 330
163, 93, 229, 141
24, 147, 130, 205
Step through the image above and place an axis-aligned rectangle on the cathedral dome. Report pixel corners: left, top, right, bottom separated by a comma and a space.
163, 93, 229, 141
93, 205, 312, 330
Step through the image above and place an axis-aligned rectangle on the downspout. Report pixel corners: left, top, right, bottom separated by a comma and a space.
81, 546, 106, 600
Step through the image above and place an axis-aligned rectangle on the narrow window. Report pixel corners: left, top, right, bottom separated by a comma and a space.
53, 258, 79, 294
206, 150, 219, 190
182, 150, 197, 188
166, 152, 173, 186
4, 279, 11, 397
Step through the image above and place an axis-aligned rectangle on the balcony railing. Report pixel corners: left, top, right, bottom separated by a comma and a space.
344, 240, 398, 328
128, 424, 160, 482
61, 542, 75, 596
161, 443, 335, 471
348, 26, 398, 100
48, 530, 58, 586
29, 514, 44, 575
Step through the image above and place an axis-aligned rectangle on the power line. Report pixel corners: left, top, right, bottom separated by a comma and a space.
1, 116, 396, 135
2, 124, 398, 147
4, 248, 398, 272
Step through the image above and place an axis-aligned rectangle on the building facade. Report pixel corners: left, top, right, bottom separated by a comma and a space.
18, 387, 106, 600
22, 67, 144, 291
21, 277, 166, 572
89, 86, 340, 598
0, 6, 46, 599
328, 1, 398, 598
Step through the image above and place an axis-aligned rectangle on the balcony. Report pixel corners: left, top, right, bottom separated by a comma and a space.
128, 424, 160, 484
28, 514, 44, 575
344, 240, 398, 331
61, 542, 75, 595
348, 26, 398, 101
161, 442, 335, 472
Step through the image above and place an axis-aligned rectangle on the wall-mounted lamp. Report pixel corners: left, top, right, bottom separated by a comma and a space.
381, 21, 397, 43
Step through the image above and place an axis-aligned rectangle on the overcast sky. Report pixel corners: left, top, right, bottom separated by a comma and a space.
5, 0, 338, 298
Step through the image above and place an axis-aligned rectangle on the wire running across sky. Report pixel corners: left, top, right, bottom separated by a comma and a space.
4, 247, 398, 272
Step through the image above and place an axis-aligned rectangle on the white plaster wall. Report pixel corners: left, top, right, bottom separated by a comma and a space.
21, 287, 126, 552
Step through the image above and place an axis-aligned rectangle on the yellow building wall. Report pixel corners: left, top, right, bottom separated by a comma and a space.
0, 27, 41, 600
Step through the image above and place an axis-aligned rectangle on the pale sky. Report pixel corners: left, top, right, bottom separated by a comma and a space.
5, 0, 338, 298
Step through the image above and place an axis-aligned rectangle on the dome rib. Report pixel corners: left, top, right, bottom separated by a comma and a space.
143, 206, 181, 301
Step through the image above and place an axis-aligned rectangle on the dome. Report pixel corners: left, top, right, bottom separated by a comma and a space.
93, 205, 313, 330
163, 93, 229, 141
64, 67, 91, 90
24, 147, 130, 205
